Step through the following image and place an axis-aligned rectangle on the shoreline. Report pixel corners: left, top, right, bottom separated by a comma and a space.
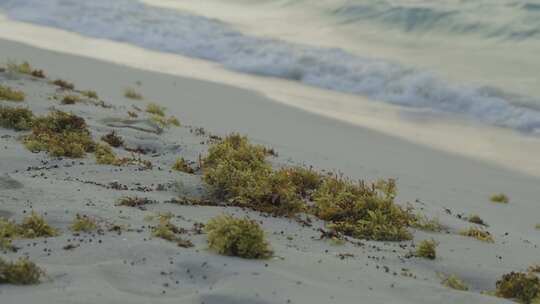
1, 17, 540, 178
0, 38, 538, 304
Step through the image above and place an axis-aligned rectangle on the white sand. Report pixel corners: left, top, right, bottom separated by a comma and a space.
1, 39, 539, 304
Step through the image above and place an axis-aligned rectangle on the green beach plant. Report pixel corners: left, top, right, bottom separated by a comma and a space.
81, 90, 98, 99
415, 239, 438, 259
95, 143, 118, 165
24, 111, 95, 158
101, 131, 124, 148
124, 88, 142, 100
19, 212, 59, 238
0, 106, 34, 130
411, 214, 444, 232
0, 85, 25, 102
152, 214, 193, 248
495, 272, 540, 304
312, 176, 413, 241
459, 227, 494, 243
6, 60, 33, 75
145, 103, 165, 117
172, 158, 195, 174
202, 133, 303, 216
441, 274, 469, 291
491, 193, 509, 204
205, 215, 272, 259
0, 257, 44, 285
61, 95, 80, 105
70, 214, 97, 233
468, 214, 488, 226
52, 79, 74, 90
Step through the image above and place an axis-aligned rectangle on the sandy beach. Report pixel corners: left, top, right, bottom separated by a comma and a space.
1, 38, 539, 304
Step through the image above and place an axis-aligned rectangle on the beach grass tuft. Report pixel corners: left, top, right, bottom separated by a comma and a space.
468, 214, 488, 226
415, 239, 438, 259
124, 88, 143, 100
81, 90, 98, 99
491, 193, 509, 204
0, 257, 44, 285
95, 143, 118, 165
24, 110, 95, 158
202, 133, 304, 216
312, 177, 413, 241
20, 212, 59, 238
146, 103, 165, 117
172, 158, 195, 174
441, 274, 469, 291
411, 214, 444, 232
459, 227, 494, 243
5, 60, 45, 78
61, 95, 80, 105
101, 130, 124, 148
0, 106, 34, 131
0, 85, 25, 102
152, 214, 193, 248
149, 114, 180, 128
206, 214, 272, 259
52, 79, 75, 90
70, 214, 97, 233
495, 272, 540, 304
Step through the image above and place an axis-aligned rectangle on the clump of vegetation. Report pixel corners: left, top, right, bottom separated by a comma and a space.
116, 196, 156, 209
468, 214, 488, 226
491, 193, 509, 204
459, 227, 494, 243
1, 212, 59, 249
278, 166, 323, 199
312, 177, 413, 241
535, 224, 540, 230
124, 88, 142, 100
5, 60, 45, 78
202, 134, 304, 216
101, 131, 124, 148
149, 114, 180, 128
81, 90, 98, 99
70, 214, 97, 232
205, 215, 272, 259
411, 214, 444, 232
19, 212, 59, 238
495, 272, 540, 304
415, 239, 438, 260
0, 218, 19, 251
94, 143, 152, 169
152, 214, 193, 248
24, 110, 95, 157
0, 106, 34, 130
52, 79, 74, 90
95, 143, 118, 165
6, 61, 32, 74
441, 274, 469, 291
0, 257, 44, 285
146, 103, 166, 117
529, 265, 540, 273
61, 95, 80, 105
31, 70, 45, 78
0, 85, 25, 102
172, 158, 195, 174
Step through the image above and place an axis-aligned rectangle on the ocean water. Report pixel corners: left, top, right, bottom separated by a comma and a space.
1, 0, 540, 133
